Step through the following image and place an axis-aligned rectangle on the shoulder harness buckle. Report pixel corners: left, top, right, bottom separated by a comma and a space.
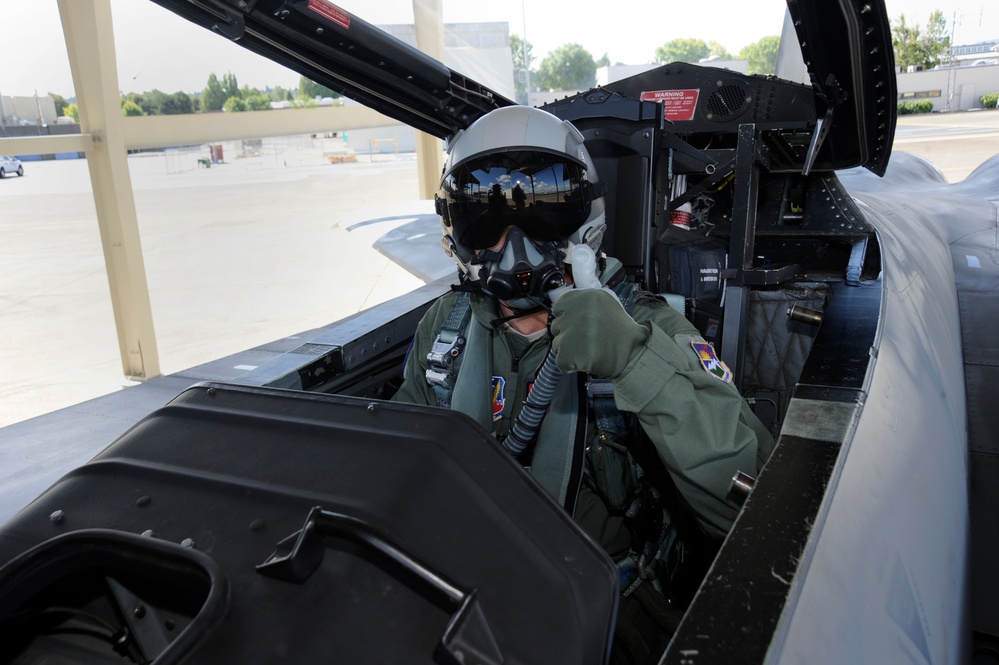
425, 291, 473, 406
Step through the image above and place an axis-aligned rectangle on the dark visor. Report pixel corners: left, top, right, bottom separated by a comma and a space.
441, 151, 592, 250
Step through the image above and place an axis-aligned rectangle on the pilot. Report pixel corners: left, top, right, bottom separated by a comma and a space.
392, 106, 773, 661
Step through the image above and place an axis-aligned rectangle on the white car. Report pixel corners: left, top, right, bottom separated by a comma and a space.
0, 155, 24, 178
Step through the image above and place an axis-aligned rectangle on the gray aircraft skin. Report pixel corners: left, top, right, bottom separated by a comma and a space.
1, 0, 997, 663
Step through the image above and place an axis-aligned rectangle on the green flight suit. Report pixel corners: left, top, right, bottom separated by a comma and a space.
392, 270, 774, 542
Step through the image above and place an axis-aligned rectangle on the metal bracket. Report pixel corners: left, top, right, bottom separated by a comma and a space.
802, 109, 832, 176
719, 124, 761, 387
661, 131, 720, 175
668, 154, 737, 211
206, 0, 247, 40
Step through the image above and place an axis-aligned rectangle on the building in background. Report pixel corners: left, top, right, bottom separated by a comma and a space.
0, 92, 82, 159
0, 93, 58, 127
897, 64, 999, 111
894, 38, 999, 112
949, 39, 999, 67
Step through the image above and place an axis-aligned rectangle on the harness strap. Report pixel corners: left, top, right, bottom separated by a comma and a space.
425, 291, 472, 408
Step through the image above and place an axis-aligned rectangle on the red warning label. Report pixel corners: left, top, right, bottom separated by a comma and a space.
308, 0, 350, 29
640, 89, 700, 122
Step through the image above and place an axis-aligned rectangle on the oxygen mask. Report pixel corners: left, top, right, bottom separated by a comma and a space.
473, 225, 565, 310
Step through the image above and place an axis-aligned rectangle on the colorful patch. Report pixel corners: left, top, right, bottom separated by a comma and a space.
691, 342, 733, 383
491, 376, 506, 421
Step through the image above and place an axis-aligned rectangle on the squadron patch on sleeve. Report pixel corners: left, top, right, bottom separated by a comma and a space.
690, 341, 733, 383
491, 376, 506, 421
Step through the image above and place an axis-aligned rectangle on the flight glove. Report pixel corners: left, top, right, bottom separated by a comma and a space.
550, 288, 649, 379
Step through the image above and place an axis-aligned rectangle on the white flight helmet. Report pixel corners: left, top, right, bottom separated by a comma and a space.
435, 106, 606, 305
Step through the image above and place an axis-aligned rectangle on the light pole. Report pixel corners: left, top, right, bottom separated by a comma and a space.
946, 8, 985, 111
946, 11, 956, 110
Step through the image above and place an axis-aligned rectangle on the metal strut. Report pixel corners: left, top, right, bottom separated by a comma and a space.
719, 124, 761, 389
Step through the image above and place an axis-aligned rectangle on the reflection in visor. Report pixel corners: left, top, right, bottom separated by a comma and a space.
441, 151, 592, 250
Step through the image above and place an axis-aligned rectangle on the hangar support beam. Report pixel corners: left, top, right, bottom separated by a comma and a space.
2, 0, 440, 388
58, 0, 160, 381
0, 1, 400, 388
413, 0, 445, 200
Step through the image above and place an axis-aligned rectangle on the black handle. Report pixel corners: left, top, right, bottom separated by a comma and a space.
256, 506, 503, 665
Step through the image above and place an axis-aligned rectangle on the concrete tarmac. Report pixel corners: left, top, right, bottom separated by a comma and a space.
892, 108, 999, 182
1, 147, 424, 427
2, 112, 998, 428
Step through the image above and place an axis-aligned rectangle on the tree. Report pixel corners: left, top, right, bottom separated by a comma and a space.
118, 89, 193, 115
64, 103, 80, 123
239, 85, 273, 109
925, 10, 950, 60
654, 38, 710, 64
221, 72, 240, 100
245, 93, 272, 111
161, 91, 194, 115
298, 75, 338, 100
223, 96, 247, 112
707, 41, 733, 60
145, 90, 170, 115
48, 92, 69, 118
892, 14, 921, 68
121, 99, 145, 117
892, 11, 950, 70
510, 34, 535, 104
125, 92, 147, 113
739, 36, 781, 74
202, 72, 227, 111
596, 53, 610, 68
128, 89, 169, 115
536, 43, 596, 92
269, 86, 295, 102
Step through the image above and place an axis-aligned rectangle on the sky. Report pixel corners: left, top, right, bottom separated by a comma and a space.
1, 0, 996, 99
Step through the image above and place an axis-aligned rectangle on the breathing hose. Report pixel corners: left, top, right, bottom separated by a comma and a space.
502, 348, 562, 455
501, 244, 604, 457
